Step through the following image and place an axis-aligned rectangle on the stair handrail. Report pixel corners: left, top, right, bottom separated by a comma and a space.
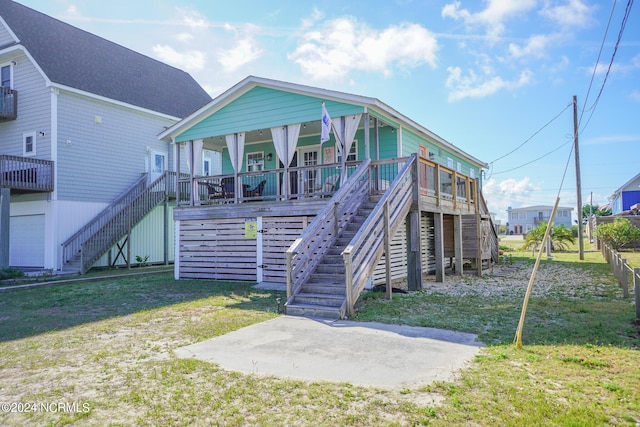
342, 154, 417, 316
77, 172, 169, 272
286, 159, 371, 299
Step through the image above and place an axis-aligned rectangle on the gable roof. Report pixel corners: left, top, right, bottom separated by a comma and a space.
0, 0, 211, 118
159, 75, 488, 168
611, 172, 640, 196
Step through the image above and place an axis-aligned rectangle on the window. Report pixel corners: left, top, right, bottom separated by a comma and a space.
557, 210, 569, 218
337, 139, 357, 162
456, 162, 462, 173
1, 64, 12, 89
469, 168, 475, 179
247, 152, 264, 172
23, 132, 36, 156
447, 158, 454, 169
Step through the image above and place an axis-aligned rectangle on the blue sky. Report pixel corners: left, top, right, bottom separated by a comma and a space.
18, 0, 639, 221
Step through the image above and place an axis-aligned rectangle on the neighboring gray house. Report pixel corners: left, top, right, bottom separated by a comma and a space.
507, 205, 573, 234
608, 172, 640, 215
0, 0, 211, 272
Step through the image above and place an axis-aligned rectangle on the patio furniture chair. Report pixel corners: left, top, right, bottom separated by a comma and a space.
207, 177, 235, 201
244, 180, 267, 198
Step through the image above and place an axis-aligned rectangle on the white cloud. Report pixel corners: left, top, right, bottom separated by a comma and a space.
589, 53, 640, 76
151, 44, 206, 71
540, 0, 596, 28
176, 32, 194, 43
178, 8, 209, 29
217, 38, 263, 72
442, 0, 537, 41
289, 17, 438, 80
583, 134, 640, 145
446, 65, 532, 102
482, 177, 539, 219
508, 33, 562, 59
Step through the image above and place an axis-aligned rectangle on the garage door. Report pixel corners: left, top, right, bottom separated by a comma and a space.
10, 214, 45, 267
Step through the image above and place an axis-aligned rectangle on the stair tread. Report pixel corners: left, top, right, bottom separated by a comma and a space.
294, 292, 345, 299
285, 302, 343, 310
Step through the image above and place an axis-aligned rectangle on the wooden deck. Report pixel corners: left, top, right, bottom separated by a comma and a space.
173, 155, 498, 317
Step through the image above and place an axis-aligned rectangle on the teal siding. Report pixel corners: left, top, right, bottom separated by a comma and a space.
401, 128, 479, 178
177, 86, 364, 142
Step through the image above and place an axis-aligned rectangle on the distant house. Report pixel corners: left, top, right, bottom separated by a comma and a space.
0, 0, 211, 272
507, 205, 573, 234
608, 172, 640, 215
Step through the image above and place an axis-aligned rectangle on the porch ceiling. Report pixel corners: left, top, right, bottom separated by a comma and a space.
200, 119, 323, 151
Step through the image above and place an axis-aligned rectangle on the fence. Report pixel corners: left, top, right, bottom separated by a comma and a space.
600, 242, 640, 318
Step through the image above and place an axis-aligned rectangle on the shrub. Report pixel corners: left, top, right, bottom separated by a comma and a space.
593, 218, 640, 250
0, 268, 25, 281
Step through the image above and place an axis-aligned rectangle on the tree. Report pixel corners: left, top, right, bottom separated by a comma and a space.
582, 204, 611, 219
593, 218, 640, 250
524, 222, 576, 251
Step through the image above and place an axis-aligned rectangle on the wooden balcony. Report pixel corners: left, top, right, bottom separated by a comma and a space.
0, 155, 54, 193
0, 87, 17, 122
175, 156, 481, 218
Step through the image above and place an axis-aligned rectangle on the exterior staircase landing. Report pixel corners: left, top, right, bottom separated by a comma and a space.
285, 198, 378, 319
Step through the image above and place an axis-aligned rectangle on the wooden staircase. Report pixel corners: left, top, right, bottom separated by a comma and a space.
285, 198, 378, 319
60, 172, 175, 274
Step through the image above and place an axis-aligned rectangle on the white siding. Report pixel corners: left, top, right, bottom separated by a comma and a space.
0, 20, 16, 46
56, 91, 176, 203
0, 51, 51, 158
94, 204, 175, 267
9, 214, 44, 267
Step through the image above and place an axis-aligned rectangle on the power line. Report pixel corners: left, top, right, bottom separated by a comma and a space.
579, 0, 617, 116
490, 139, 572, 175
579, 0, 634, 134
488, 102, 572, 166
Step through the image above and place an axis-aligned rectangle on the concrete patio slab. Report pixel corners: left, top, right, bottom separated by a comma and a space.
175, 315, 484, 389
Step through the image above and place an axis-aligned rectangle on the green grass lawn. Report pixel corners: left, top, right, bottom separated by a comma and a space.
1, 246, 639, 426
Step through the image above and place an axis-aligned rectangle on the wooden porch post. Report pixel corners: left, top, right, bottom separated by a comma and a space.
363, 112, 370, 160
0, 188, 9, 269
234, 134, 239, 204
282, 126, 289, 200
454, 214, 463, 276
384, 202, 392, 300
189, 140, 195, 207
406, 210, 423, 290
476, 215, 483, 276
434, 211, 445, 282
175, 140, 181, 205
373, 117, 380, 160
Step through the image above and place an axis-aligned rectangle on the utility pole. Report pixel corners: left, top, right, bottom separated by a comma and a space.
573, 95, 584, 260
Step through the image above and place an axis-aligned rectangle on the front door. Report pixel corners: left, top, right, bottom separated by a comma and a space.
299, 146, 320, 194
150, 151, 167, 182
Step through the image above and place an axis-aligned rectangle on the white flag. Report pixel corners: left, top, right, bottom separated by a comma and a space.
320, 103, 332, 144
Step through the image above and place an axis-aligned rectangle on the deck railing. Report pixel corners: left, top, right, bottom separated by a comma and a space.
176, 154, 480, 213
342, 155, 417, 316
417, 156, 477, 211
61, 171, 174, 273
0, 154, 53, 192
285, 159, 372, 299
178, 161, 361, 206
0, 87, 17, 121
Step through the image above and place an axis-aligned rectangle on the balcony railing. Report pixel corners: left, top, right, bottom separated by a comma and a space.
0, 155, 54, 192
0, 87, 17, 121
176, 155, 480, 214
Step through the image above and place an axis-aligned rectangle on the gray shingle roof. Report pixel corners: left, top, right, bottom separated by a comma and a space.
0, 0, 211, 118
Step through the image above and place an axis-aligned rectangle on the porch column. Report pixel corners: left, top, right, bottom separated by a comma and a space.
175, 140, 181, 205
188, 140, 195, 207
373, 118, 379, 160
434, 211, 445, 282
0, 188, 9, 268
406, 210, 423, 290
363, 112, 370, 160
454, 214, 463, 276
